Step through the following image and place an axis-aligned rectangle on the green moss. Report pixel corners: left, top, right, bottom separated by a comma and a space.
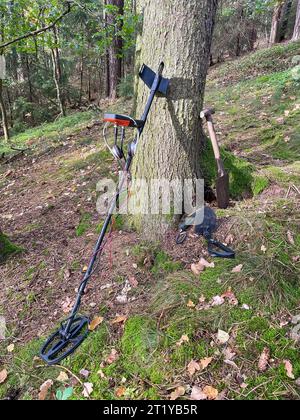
151, 251, 182, 275
252, 175, 269, 196
0, 232, 23, 263
200, 140, 254, 199
76, 213, 92, 237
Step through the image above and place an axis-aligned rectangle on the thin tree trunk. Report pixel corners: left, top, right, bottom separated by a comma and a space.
107, 0, 124, 99
293, 0, 300, 41
132, 0, 218, 238
0, 79, 10, 142
51, 27, 66, 116
269, 1, 285, 45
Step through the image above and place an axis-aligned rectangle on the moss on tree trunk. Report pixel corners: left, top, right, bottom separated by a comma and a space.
132, 0, 218, 239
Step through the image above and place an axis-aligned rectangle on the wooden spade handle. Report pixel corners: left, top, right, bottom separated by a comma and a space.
206, 119, 221, 160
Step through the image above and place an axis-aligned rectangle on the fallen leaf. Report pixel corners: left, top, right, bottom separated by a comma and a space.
187, 300, 195, 308
217, 330, 230, 345
211, 296, 225, 307
56, 371, 69, 382
222, 289, 238, 306
115, 386, 126, 398
241, 304, 250, 310
200, 357, 213, 370
111, 315, 127, 325
61, 297, 73, 314
199, 258, 215, 269
0, 369, 8, 384
223, 347, 236, 361
38, 379, 53, 400
176, 334, 189, 347
203, 386, 219, 400
258, 348, 270, 372
79, 369, 90, 379
261, 245, 267, 253
187, 360, 200, 376
170, 386, 186, 400
128, 276, 138, 288
225, 234, 234, 245
284, 360, 295, 379
191, 262, 205, 276
292, 256, 300, 262
106, 348, 119, 364
89, 316, 104, 331
82, 383, 93, 398
7, 344, 15, 353
97, 369, 106, 379
287, 231, 295, 245
82, 265, 88, 273
190, 386, 207, 400
232, 264, 243, 273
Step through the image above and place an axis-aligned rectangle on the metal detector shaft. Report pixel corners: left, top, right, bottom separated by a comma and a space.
63, 156, 133, 335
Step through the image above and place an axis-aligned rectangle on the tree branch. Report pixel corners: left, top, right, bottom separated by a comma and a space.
0, 2, 73, 50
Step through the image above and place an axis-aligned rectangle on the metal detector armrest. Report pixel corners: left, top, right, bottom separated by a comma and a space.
139, 64, 170, 96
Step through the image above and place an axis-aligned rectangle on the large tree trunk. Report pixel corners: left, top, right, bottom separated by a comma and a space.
269, 1, 285, 45
293, 0, 300, 41
106, 0, 124, 99
132, 0, 218, 239
0, 79, 10, 142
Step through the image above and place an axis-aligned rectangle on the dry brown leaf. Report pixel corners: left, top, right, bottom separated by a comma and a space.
187, 360, 200, 376
223, 347, 236, 361
203, 386, 219, 400
128, 276, 138, 288
56, 371, 69, 382
261, 245, 267, 253
211, 295, 225, 307
287, 231, 295, 245
232, 264, 243, 273
190, 386, 207, 400
292, 256, 300, 262
7, 344, 15, 353
79, 369, 90, 379
199, 258, 215, 268
0, 369, 8, 384
97, 369, 106, 379
170, 386, 186, 400
106, 348, 119, 365
176, 335, 189, 347
89, 316, 104, 331
222, 290, 238, 306
82, 382, 93, 398
217, 330, 230, 345
115, 386, 126, 398
191, 262, 205, 276
111, 315, 127, 325
61, 297, 73, 314
187, 300, 196, 308
258, 347, 270, 372
284, 360, 295, 379
200, 357, 213, 370
38, 379, 53, 400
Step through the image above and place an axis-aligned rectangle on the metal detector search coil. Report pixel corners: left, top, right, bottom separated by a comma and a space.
40, 63, 170, 365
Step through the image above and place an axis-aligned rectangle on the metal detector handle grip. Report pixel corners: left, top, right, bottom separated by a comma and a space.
208, 239, 235, 259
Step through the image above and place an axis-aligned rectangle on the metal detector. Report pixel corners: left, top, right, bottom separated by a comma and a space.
40, 63, 170, 365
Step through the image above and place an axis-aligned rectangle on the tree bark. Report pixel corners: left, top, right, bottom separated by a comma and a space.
106, 0, 124, 99
293, 0, 300, 41
269, 1, 285, 45
51, 27, 66, 117
0, 79, 10, 142
132, 0, 218, 239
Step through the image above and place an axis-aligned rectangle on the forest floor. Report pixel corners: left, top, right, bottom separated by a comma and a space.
0, 41, 300, 401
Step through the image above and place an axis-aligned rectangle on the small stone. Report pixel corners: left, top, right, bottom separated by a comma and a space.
291, 315, 300, 325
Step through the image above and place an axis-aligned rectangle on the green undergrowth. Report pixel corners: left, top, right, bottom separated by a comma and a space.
208, 40, 300, 86
0, 111, 97, 158
0, 233, 23, 263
